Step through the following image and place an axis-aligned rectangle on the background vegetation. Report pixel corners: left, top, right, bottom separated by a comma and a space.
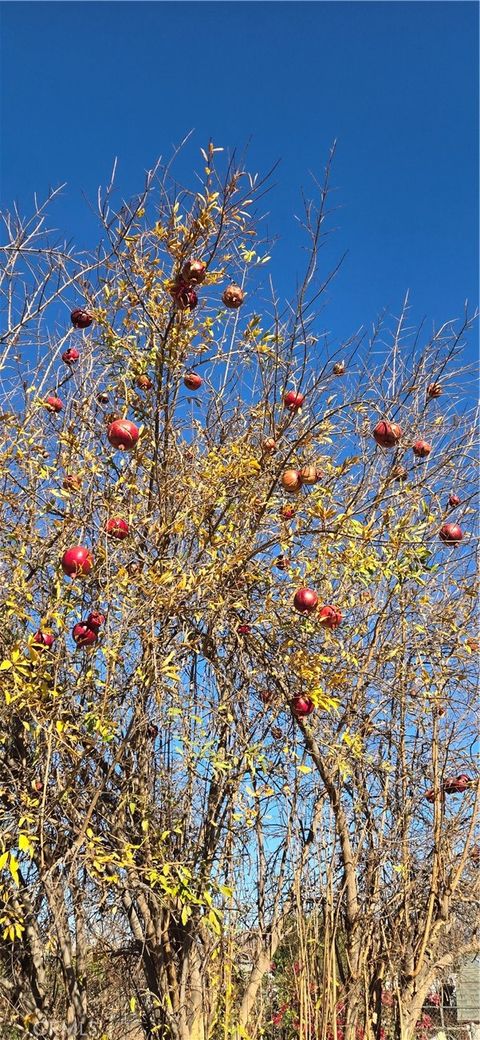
0, 145, 478, 1040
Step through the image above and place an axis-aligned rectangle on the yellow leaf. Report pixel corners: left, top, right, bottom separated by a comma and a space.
129, 996, 137, 1013
9, 853, 19, 885
207, 909, 221, 935
18, 834, 33, 855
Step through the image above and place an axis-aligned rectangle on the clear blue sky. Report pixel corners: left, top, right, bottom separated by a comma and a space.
1, 1, 478, 347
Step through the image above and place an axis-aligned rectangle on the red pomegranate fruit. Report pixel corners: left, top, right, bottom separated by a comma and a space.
62, 347, 80, 365
170, 282, 198, 311
439, 523, 463, 545
184, 372, 203, 390
293, 588, 319, 614
32, 631, 55, 650
373, 420, 403, 448
318, 605, 342, 629
72, 622, 98, 648
280, 504, 295, 520
106, 517, 130, 540
45, 395, 63, 414
61, 546, 93, 578
71, 308, 93, 329
237, 624, 252, 635
291, 695, 315, 718
263, 437, 277, 454
300, 465, 322, 485
448, 493, 461, 508
275, 555, 290, 571
444, 774, 471, 794
283, 390, 305, 412
281, 469, 303, 494
413, 440, 432, 458
86, 611, 105, 631
135, 374, 153, 391
182, 259, 207, 284
222, 284, 244, 309
107, 419, 139, 450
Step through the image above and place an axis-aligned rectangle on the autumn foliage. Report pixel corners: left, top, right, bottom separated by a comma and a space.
0, 143, 478, 1040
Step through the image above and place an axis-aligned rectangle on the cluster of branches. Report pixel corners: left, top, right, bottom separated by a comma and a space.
0, 143, 478, 1040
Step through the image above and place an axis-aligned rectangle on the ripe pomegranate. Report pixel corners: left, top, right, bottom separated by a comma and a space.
263, 437, 277, 454
318, 605, 342, 629
222, 284, 244, 309
86, 611, 105, 630
184, 372, 203, 390
32, 631, 55, 650
61, 546, 93, 578
237, 624, 252, 635
63, 474, 82, 492
170, 282, 198, 310
293, 588, 319, 614
182, 259, 207, 284
71, 308, 93, 329
448, 493, 461, 507
106, 517, 130, 540
373, 420, 403, 448
275, 555, 290, 571
283, 390, 305, 412
333, 361, 346, 375
62, 347, 80, 365
427, 382, 442, 398
72, 622, 98, 648
135, 374, 153, 391
444, 774, 471, 794
291, 694, 315, 718
107, 419, 139, 450
439, 523, 463, 545
45, 395, 63, 414
300, 465, 322, 484
390, 465, 408, 481
280, 504, 295, 520
412, 440, 432, 458
281, 469, 303, 493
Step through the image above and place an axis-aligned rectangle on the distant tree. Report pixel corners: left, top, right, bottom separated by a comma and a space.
0, 142, 477, 1040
